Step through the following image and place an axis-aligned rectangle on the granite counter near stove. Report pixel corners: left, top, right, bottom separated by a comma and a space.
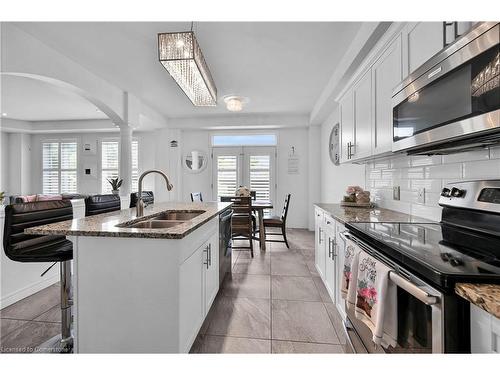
456, 283, 500, 319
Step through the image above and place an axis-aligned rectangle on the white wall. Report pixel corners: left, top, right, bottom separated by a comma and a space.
1, 132, 9, 195
308, 126, 321, 230
179, 128, 311, 228
7, 132, 32, 195
320, 106, 365, 203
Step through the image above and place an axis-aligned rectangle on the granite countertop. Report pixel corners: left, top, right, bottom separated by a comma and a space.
26, 201, 232, 239
314, 203, 436, 224
455, 283, 500, 319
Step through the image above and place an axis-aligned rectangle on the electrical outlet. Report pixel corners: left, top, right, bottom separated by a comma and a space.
393, 186, 400, 201
417, 188, 426, 204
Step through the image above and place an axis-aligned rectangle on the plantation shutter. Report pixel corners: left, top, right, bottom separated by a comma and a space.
101, 141, 119, 194
131, 140, 139, 192
216, 155, 238, 198
249, 155, 271, 201
42, 141, 77, 194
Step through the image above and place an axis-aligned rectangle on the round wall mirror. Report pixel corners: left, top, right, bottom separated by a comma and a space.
183, 150, 208, 173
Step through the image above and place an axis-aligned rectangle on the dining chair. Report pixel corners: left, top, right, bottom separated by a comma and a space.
220, 196, 254, 257
191, 192, 203, 202
262, 194, 291, 248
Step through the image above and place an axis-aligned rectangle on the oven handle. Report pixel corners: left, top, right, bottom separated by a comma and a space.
340, 231, 439, 306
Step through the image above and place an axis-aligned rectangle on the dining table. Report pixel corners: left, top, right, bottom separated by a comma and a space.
252, 200, 273, 250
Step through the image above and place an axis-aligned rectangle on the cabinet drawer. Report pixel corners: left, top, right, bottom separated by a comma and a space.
323, 215, 336, 231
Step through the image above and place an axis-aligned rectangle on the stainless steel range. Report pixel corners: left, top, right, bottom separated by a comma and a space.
342, 180, 500, 353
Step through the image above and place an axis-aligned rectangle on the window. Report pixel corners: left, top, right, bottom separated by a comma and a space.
212, 134, 277, 147
131, 140, 139, 192
101, 141, 119, 194
100, 140, 139, 193
42, 141, 78, 194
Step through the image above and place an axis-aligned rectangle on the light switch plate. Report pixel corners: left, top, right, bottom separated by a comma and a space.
417, 188, 426, 204
393, 186, 400, 201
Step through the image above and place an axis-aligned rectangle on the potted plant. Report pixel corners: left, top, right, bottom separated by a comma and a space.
107, 178, 123, 195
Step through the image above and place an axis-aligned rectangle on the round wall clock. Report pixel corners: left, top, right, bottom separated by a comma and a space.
329, 123, 340, 165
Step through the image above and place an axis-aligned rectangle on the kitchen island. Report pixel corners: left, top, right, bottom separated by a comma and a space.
26, 201, 232, 353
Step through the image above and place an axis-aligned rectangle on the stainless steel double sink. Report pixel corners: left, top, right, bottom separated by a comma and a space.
118, 210, 205, 229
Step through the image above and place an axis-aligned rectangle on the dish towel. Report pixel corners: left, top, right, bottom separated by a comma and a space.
341, 237, 361, 308
354, 250, 398, 348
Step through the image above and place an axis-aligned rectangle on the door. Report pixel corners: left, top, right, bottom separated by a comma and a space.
335, 221, 347, 320
212, 146, 276, 205
204, 233, 219, 312
339, 91, 354, 163
372, 34, 403, 155
351, 69, 373, 161
323, 219, 336, 303
314, 209, 326, 278
404, 22, 444, 76
179, 244, 205, 352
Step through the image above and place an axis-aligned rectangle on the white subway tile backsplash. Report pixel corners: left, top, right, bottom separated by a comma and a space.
402, 167, 425, 179
442, 149, 489, 164
411, 179, 443, 193
425, 164, 462, 179
462, 159, 500, 179
366, 147, 500, 222
391, 156, 411, 169
490, 146, 500, 159
411, 155, 442, 167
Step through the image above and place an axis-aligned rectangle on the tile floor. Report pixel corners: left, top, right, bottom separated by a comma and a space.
0, 229, 347, 354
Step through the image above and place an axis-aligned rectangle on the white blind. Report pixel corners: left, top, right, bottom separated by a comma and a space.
249, 155, 271, 201
101, 141, 119, 194
42, 141, 78, 194
217, 155, 237, 198
131, 140, 139, 192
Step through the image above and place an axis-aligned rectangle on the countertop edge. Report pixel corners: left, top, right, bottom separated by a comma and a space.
25, 202, 232, 240
455, 283, 500, 319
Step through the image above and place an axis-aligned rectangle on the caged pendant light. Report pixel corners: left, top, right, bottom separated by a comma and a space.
158, 26, 217, 107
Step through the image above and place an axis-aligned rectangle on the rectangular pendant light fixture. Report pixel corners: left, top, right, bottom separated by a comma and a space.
158, 31, 217, 106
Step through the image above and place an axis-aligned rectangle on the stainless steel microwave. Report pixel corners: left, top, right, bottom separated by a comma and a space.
392, 22, 499, 154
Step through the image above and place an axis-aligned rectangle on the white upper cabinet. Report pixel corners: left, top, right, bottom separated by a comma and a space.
372, 35, 403, 155
404, 22, 444, 76
351, 69, 373, 161
339, 90, 355, 163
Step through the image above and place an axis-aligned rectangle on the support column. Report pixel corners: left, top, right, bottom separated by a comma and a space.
119, 124, 133, 197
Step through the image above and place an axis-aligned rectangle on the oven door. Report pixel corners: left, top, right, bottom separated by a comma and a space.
340, 232, 444, 354
392, 23, 499, 152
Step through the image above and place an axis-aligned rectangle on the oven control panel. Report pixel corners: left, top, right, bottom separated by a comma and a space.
439, 180, 500, 213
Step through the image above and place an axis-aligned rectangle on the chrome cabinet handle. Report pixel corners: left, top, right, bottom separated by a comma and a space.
208, 243, 212, 266
332, 237, 337, 259
328, 238, 333, 259
318, 228, 322, 244
203, 245, 210, 269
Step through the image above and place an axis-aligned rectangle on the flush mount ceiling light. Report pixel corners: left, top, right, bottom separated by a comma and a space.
223, 95, 249, 112
158, 26, 217, 107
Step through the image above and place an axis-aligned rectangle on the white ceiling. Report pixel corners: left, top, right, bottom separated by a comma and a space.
13, 22, 363, 119
1, 75, 109, 121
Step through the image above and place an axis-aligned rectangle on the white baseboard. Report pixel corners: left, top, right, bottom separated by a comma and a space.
0, 274, 59, 309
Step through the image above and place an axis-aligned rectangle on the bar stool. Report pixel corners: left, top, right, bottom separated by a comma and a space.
3, 200, 74, 352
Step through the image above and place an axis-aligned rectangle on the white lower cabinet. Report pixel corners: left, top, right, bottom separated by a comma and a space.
323, 217, 336, 304
470, 303, 500, 353
179, 233, 219, 352
314, 206, 346, 318
315, 208, 326, 278
335, 221, 347, 320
